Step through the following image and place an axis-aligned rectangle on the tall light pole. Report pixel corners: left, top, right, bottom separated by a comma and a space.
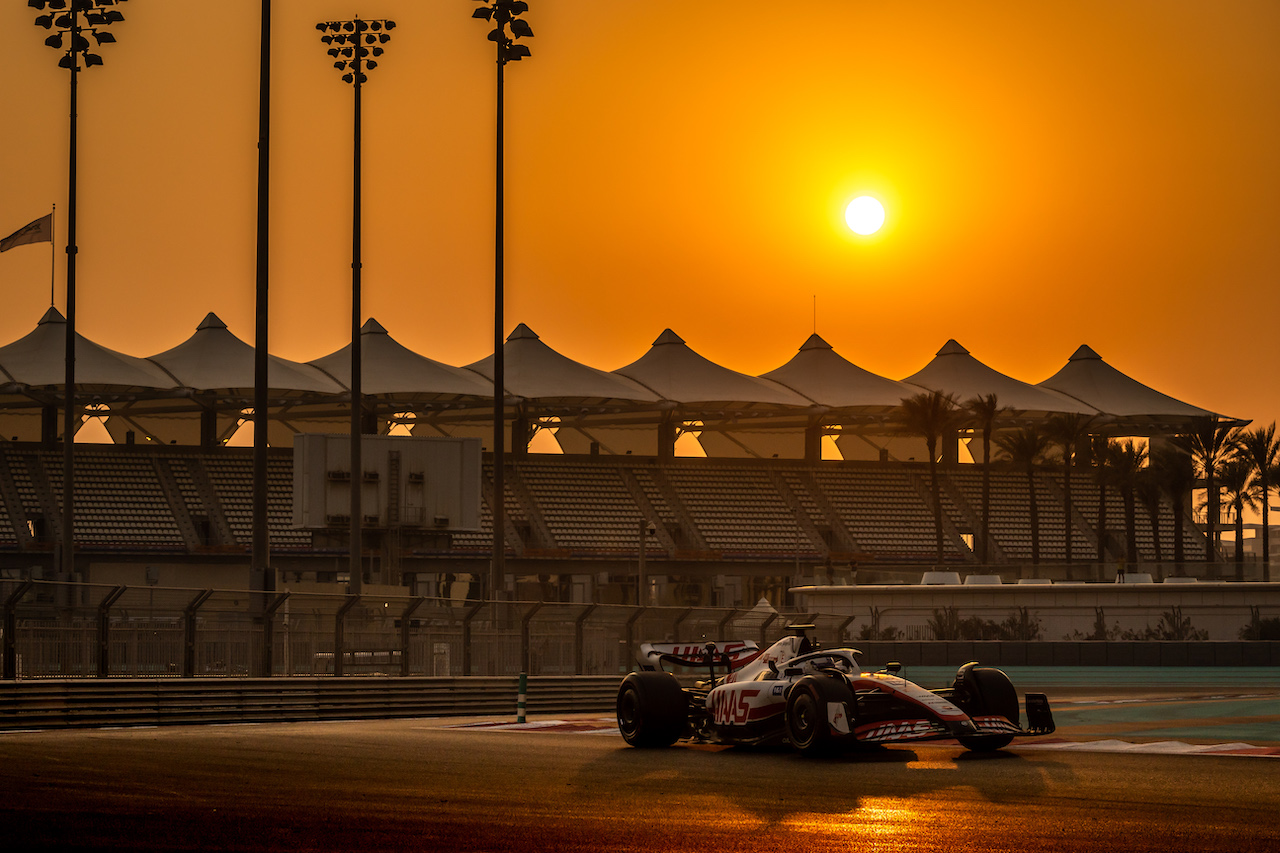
30, 0, 129, 581
252, 0, 272, 615
471, 0, 532, 602
317, 16, 396, 595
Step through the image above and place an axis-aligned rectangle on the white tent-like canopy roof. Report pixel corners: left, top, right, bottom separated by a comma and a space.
311, 318, 493, 402
151, 313, 342, 396
1038, 344, 1229, 424
0, 307, 176, 394
614, 329, 811, 410
903, 339, 1097, 416
465, 324, 659, 407
762, 333, 918, 412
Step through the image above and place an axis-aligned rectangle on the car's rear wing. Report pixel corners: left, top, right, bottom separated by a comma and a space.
638, 641, 761, 675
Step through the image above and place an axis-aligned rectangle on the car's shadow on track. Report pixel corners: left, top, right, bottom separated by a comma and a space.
579, 739, 1075, 827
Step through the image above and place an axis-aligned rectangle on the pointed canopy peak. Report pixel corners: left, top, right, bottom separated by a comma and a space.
936, 339, 969, 357
652, 328, 685, 347
361, 317, 388, 335
38, 306, 66, 325
1068, 344, 1102, 361
799, 333, 833, 352
196, 312, 227, 331
507, 323, 539, 342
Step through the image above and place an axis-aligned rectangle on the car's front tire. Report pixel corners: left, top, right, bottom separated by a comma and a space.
952, 664, 1018, 752
785, 676, 854, 755
617, 671, 687, 747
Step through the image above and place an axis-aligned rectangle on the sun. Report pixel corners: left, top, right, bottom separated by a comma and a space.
845, 196, 885, 235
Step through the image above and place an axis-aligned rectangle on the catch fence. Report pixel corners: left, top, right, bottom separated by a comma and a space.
1, 579, 824, 679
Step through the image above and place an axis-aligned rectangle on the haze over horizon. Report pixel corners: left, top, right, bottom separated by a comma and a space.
2, 2, 1277, 431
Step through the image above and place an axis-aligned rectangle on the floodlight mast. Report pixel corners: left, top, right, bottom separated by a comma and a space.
316, 16, 396, 595
471, 0, 533, 604
29, 0, 129, 581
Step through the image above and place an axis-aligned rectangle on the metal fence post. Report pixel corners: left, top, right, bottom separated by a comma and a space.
759, 612, 777, 648
462, 602, 484, 676
3, 581, 34, 680
624, 606, 646, 664
334, 595, 360, 677
574, 604, 597, 675
400, 597, 425, 677
96, 586, 127, 678
182, 589, 214, 677
520, 602, 543, 675
261, 592, 291, 677
672, 607, 692, 644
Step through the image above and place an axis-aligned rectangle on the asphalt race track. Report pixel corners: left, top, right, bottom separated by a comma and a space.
1, 681, 1278, 853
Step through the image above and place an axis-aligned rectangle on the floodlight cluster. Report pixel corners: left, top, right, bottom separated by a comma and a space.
471, 0, 534, 65
30, 0, 128, 70
316, 18, 396, 85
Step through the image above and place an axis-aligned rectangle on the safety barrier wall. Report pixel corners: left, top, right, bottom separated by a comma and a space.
850, 640, 1280, 668
0, 675, 621, 732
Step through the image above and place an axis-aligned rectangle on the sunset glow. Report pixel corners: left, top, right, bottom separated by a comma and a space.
0, 2, 1276, 430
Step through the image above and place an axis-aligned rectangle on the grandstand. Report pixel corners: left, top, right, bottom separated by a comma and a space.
0, 442, 1212, 605
0, 310, 1241, 605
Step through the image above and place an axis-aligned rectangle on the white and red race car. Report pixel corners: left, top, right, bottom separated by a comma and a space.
616, 627, 1055, 754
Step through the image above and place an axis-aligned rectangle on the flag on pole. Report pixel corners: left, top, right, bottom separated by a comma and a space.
0, 214, 54, 253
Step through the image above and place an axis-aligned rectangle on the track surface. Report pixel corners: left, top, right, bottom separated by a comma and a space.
2, 681, 1279, 853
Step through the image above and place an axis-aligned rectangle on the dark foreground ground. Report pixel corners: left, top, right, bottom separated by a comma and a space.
1, 672, 1278, 853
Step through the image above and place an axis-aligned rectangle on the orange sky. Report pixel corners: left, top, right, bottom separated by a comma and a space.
2, 2, 1278, 430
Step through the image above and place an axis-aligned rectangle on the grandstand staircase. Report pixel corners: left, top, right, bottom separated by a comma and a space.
627, 465, 708, 554
938, 473, 1008, 563
505, 466, 558, 554
767, 469, 833, 557
905, 469, 974, 562
152, 457, 206, 552
26, 453, 63, 546
0, 448, 33, 548
1042, 475, 1104, 569
777, 468, 862, 557
185, 459, 236, 548
481, 469, 526, 558
616, 468, 677, 555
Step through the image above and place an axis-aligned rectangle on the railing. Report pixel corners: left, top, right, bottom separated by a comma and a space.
0, 675, 621, 731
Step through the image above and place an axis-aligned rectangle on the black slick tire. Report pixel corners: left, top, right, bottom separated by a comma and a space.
617, 671, 687, 747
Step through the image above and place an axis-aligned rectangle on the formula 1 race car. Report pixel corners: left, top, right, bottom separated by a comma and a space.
616, 627, 1055, 754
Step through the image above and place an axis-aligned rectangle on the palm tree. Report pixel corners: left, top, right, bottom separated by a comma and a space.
1150, 445, 1196, 567
1218, 458, 1258, 581
1234, 423, 1278, 582
1044, 413, 1098, 565
964, 393, 1012, 564
899, 390, 962, 563
1173, 417, 1239, 572
995, 426, 1050, 565
1110, 440, 1148, 569
1088, 436, 1119, 565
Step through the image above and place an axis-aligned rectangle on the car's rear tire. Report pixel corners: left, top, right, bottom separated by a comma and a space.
617, 672, 687, 747
953, 664, 1018, 752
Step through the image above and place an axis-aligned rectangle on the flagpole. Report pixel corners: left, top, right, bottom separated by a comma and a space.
49, 205, 56, 307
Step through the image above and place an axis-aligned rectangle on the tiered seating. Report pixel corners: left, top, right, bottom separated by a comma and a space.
45, 449, 184, 549
447, 461, 501, 552
267, 455, 311, 550
628, 466, 680, 530
813, 466, 946, 557
947, 467, 1067, 561
518, 461, 642, 553
663, 465, 808, 555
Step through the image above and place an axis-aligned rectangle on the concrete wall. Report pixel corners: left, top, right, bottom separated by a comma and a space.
795, 581, 1280, 641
